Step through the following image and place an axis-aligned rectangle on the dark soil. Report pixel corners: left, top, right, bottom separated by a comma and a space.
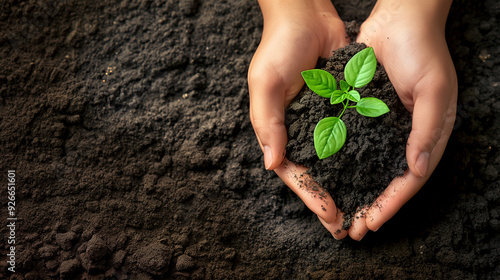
286, 42, 411, 229
0, 0, 499, 279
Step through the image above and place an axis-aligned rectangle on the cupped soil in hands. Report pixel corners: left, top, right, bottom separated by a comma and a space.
285, 42, 411, 228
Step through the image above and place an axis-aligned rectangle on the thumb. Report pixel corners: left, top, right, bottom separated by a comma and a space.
406, 79, 450, 178
248, 69, 288, 170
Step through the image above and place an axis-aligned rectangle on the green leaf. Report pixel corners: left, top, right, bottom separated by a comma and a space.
344, 47, 377, 88
356, 97, 390, 117
346, 90, 360, 102
301, 69, 337, 98
330, 90, 345, 104
340, 80, 350, 92
314, 117, 347, 159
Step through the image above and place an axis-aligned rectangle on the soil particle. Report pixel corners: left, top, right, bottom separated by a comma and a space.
111, 250, 127, 267
134, 242, 173, 275
59, 258, 81, 279
24, 271, 41, 280
38, 245, 59, 259
77, 235, 111, 274
45, 260, 59, 271
176, 254, 196, 271
55, 231, 78, 251
179, 0, 200, 17
85, 235, 110, 262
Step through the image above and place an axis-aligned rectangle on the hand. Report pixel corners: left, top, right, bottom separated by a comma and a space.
348, 0, 457, 238
248, 0, 349, 238
248, 0, 348, 170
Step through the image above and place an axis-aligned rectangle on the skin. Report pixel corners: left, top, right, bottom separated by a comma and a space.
248, 0, 349, 239
248, 0, 457, 240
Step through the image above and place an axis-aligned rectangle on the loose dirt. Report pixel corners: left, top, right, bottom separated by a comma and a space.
286, 42, 411, 229
0, 0, 498, 279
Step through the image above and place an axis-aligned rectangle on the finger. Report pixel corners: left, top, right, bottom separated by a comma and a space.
319, 215, 348, 240
349, 207, 369, 241
274, 158, 337, 224
365, 170, 423, 231
248, 65, 288, 170
406, 68, 457, 178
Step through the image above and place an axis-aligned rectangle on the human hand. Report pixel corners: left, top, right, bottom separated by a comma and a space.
348, 0, 458, 238
248, 0, 348, 170
248, 0, 349, 238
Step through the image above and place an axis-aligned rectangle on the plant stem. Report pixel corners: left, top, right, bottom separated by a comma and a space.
338, 99, 349, 119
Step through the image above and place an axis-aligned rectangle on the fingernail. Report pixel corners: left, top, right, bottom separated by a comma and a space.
415, 152, 429, 178
264, 145, 273, 170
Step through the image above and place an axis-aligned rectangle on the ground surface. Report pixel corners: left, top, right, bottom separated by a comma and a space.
0, 0, 499, 279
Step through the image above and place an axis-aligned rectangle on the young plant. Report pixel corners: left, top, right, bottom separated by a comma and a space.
301, 47, 389, 159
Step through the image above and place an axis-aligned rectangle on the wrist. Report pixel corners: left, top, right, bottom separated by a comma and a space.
371, 0, 453, 29
258, 0, 337, 18
258, 0, 345, 58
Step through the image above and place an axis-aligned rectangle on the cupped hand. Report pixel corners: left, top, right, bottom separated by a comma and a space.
248, 0, 348, 170
349, 0, 457, 238
248, 0, 349, 238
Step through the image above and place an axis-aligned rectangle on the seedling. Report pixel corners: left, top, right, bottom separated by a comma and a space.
301, 47, 389, 159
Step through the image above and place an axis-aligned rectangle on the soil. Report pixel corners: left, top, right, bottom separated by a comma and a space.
0, 0, 499, 279
286, 42, 411, 229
